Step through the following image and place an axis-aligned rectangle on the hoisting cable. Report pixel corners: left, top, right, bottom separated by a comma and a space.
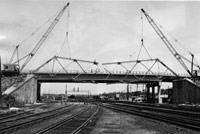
10, 10, 62, 64
143, 43, 152, 59
136, 11, 144, 60
58, 5, 71, 58
52, 57, 56, 74
159, 23, 191, 54
66, 6, 71, 58
58, 33, 67, 56
57, 60, 74, 73
20, 2, 70, 71
158, 23, 200, 68
137, 44, 142, 60
18, 11, 59, 47
20, 17, 53, 46
157, 60, 160, 74
137, 10, 152, 60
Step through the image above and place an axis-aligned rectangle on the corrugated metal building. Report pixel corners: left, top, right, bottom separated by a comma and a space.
173, 79, 200, 104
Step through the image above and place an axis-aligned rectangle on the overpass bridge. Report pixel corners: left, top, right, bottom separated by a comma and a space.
2, 69, 189, 104
2, 57, 191, 104
33, 71, 189, 84
22, 57, 189, 84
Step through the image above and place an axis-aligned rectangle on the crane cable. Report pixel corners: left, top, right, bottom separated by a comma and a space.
158, 23, 200, 67
67, 6, 71, 58
137, 10, 152, 60
58, 6, 71, 58
18, 10, 60, 48
10, 10, 61, 65
157, 60, 160, 73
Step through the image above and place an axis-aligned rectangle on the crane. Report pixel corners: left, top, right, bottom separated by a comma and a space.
3, 2, 70, 76
20, 2, 70, 71
141, 9, 200, 78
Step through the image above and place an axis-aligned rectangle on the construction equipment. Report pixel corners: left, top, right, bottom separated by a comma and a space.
2, 2, 70, 76
1, 45, 20, 76
141, 9, 200, 78
2, 64, 20, 76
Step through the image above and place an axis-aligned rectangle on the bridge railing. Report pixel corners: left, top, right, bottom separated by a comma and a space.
22, 69, 190, 77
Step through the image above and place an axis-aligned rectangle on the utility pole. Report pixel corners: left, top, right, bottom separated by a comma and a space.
126, 84, 129, 100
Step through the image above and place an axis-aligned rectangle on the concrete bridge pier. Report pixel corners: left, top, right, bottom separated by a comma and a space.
146, 82, 160, 103
4, 75, 41, 104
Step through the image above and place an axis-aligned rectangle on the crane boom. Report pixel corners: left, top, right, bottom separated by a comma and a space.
19, 2, 70, 71
141, 9, 193, 77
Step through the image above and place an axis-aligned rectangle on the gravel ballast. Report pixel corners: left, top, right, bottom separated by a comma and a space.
90, 108, 199, 134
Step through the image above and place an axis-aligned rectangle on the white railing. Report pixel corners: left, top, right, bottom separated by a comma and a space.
22, 69, 189, 77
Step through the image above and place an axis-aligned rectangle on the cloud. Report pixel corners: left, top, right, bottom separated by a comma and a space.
96, 39, 127, 56
0, 35, 6, 40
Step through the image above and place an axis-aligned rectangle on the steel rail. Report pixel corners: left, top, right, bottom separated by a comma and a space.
101, 103, 200, 131
0, 104, 73, 124
35, 105, 92, 134
102, 100, 200, 112
71, 104, 100, 134
0, 104, 45, 121
111, 103, 200, 119
0, 105, 77, 133
36, 104, 99, 134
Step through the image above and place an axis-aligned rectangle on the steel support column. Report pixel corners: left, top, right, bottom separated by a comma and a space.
146, 85, 150, 103
152, 86, 155, 103
146, 82, 159, 103
37, 82, 41, 102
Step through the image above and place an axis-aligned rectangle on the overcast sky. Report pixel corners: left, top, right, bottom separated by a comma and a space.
1, 0, 200, 94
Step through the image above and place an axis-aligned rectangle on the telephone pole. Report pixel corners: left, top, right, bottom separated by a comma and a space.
126, 84, 129, 100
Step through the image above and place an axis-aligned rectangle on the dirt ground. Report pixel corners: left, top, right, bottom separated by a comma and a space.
90, 108, 199, 134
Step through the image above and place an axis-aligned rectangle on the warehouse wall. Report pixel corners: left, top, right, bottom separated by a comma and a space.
173, 79, 200, 104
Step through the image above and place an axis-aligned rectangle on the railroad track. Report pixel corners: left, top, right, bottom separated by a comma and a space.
0, 104, 45, 120
102, 100, 200, 112
0, 104, 52, 122
111, 102, 200, 119
101, 103, 200, 131
0, 104, 73, 124
36, 103, 100, 134
0, 104, 77, 133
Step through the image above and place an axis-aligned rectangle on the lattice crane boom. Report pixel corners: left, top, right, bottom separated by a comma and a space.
141, 9, 194, 77
19, 2, 70, 71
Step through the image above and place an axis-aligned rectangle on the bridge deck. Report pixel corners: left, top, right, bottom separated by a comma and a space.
29, 71, 189, 83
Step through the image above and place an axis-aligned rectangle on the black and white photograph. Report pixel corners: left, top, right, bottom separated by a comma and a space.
0, 0, 200, 134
